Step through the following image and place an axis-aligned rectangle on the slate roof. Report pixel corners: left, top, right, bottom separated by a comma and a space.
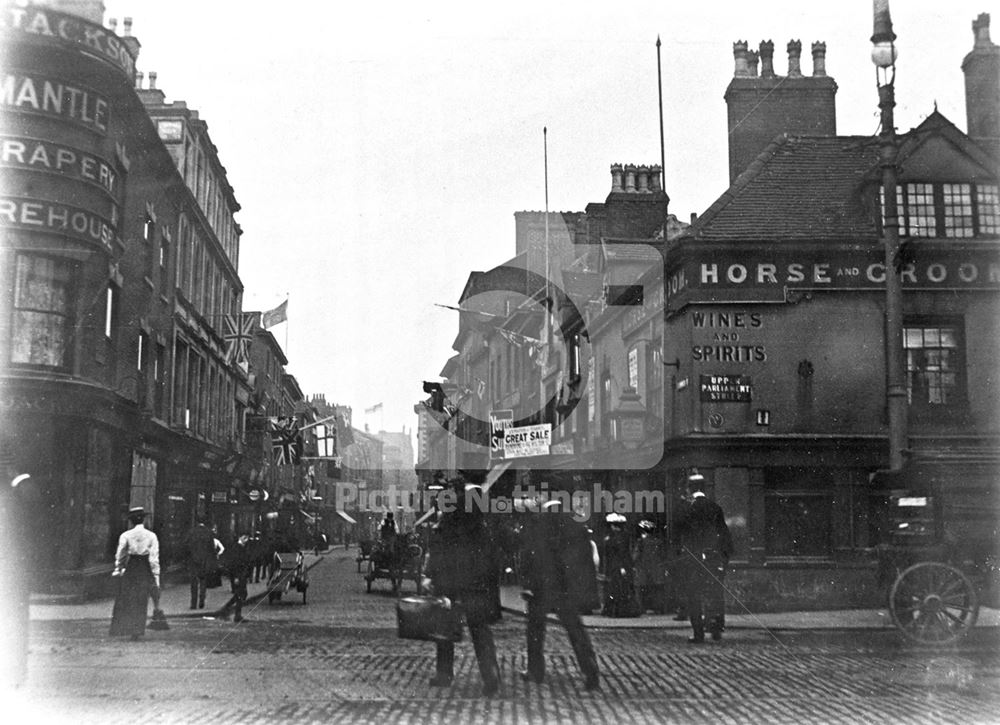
682, 134, 882, 243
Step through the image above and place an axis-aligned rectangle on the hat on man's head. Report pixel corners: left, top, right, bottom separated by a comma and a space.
639, 519, 655, 531
605, 513, 626, 524
129, 506, 145, 516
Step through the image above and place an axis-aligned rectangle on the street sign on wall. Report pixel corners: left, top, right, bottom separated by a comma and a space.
699, 375, 752, 402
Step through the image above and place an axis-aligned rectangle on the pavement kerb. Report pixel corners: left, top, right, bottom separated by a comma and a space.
497, 586, 1000, 632
167, 554, 327, 620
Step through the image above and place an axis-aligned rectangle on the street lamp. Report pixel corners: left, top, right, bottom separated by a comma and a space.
872, 0, 908, 472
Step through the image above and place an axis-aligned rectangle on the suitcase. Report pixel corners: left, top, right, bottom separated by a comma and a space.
396, 595, 464, 642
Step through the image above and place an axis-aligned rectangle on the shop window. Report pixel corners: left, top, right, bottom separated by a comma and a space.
764, 468, 833, 557
11, 254, 73, 367
627, 347, 639, 390
599, 370, 612, 437
104, 283, 117, 339
904, 322, 964, 408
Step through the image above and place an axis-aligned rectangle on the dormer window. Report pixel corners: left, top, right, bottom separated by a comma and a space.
882, 182, 1000, 238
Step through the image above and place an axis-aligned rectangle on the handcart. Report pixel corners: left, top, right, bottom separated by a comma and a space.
267, 551, 309, 604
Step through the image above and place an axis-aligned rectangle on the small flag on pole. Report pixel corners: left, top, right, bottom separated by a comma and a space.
365, 403, 383, 414
262, 299, 288, 329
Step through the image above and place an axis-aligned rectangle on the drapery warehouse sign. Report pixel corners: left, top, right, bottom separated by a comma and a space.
503, 424, 551, 459
667, 250, 1000, 303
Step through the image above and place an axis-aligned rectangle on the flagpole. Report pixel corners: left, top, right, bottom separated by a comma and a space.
284, 293, 289, 356
543, 126, 551, 363
656, 36, 668, 379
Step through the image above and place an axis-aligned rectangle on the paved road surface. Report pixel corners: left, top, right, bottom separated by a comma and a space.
10, 549, 1000, 724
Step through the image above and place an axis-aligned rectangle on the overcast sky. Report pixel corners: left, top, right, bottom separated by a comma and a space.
102, 0, 989, 439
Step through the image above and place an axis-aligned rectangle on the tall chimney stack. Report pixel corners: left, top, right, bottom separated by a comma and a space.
963, 13, 1000, 157
725, 35, 837, 184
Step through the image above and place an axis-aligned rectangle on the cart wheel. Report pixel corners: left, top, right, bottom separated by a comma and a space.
889, 562, 979, 644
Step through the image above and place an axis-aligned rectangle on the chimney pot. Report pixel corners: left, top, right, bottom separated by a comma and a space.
787, 40, 802, 77
747, 50, 760, 77
811, 41, 827, 77
136, 71, 144, 90
649, 164, 662, 192
690, 212, 698, 225
624, 164, 637, 193
148, 72, 157, 90
610, 163, 624, 193
733, 40, 750, 77
123, 17, 133, 37
109, 18, 118, 32
973, 13, 992, 47
759, 40, 775, 78
636, 165, 650, 193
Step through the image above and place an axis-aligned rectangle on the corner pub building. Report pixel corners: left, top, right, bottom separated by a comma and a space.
661, 22, 999, 608
0, 0, 249, 596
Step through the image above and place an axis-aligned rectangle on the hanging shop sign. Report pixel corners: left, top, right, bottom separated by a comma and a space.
503, 423, 551, 459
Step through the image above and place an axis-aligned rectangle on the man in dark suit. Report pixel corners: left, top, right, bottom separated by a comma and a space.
677, 477, 734, 643
184, 518, 217, 609
518, 499, 600, 691
424, 480, 501, 697
223, 534, 252, 623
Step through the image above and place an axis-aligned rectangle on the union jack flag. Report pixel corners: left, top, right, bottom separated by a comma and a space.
223, 313, 254, 366
270, 416, 302, 466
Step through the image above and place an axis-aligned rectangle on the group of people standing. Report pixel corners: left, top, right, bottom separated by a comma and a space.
599, 479, 734, 643
108, 511, 286, 639
422, 478, 602, 697
420, 474, 734, 696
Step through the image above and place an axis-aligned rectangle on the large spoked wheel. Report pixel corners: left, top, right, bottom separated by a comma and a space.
889, 562, 979, 644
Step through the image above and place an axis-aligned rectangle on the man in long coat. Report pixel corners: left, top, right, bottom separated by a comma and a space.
519, 500, 600, 690
184, 518, 217, 609
677, 483, 734, 643
424, 481, 501, 697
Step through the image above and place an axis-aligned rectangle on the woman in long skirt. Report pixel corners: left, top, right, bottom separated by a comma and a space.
110, 507, 160, 640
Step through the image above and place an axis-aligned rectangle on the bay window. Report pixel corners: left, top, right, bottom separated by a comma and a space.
11, 254, 73, 367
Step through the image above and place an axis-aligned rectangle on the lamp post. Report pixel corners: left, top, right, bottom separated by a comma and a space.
872, 0, 908, 471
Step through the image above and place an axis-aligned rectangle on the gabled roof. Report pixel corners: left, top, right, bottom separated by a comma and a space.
681, 134, 880, 243
679, 110, 998, 245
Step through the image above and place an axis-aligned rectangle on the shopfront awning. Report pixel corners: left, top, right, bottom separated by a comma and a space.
335, 510, 357, 524
483, 460, 513, 492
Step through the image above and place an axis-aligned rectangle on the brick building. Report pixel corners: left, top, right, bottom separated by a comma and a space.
0, 0, 252, 594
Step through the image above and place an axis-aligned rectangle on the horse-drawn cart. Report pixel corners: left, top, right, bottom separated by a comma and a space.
877, 459, 999, 644
364, 533, 424, 594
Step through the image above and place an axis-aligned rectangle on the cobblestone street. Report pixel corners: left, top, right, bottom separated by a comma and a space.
11, 551, 1000, 724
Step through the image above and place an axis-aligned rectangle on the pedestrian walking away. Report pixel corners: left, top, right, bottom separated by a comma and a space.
423, 478, 501, 697
677, 476, 734, 643
601, 513, 640, 617
518, 498, 600, 691
634, 519, 667, 615
222, 533, 252, 623
184, 517, 218, 609
109, 507, 160, 640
